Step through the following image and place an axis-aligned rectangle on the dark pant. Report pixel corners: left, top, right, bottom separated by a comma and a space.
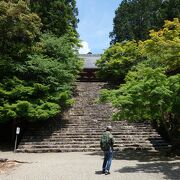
102, 150, 113, 172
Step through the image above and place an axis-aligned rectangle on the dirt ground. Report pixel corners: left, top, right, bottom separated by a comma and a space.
0, 160, 18, 174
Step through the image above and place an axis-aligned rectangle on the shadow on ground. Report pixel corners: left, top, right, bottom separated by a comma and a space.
87, 150, 180, 161
87, 150, 180, 180
116, 161, 180, 180
95, 170, 104, 175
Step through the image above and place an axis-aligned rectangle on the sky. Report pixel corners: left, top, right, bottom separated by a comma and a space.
77, 0, 121, 54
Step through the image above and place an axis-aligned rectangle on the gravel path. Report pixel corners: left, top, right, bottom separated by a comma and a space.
0, 151, 179, 180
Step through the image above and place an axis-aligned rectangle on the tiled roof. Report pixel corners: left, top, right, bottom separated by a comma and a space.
79, 54, 101, 69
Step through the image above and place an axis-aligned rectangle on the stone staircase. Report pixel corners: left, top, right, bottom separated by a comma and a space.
17, 82, 171, 153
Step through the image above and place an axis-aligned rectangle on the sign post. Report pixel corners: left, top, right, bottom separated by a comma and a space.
14, 127, 20, 152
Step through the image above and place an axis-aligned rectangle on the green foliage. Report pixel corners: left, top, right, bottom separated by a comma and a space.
110, 0, 180, 43
96, 41, 142, 83
0, 77, 60, 122
139, 18, 180, 72
99, 19, 180, 137
0, 0, 41, 80
29, 0, 79, 43
160, 0, 180, 21
0, 33, 83, 123
0, 100, 60, 122
0, 0, 41, 59
100, 67, 179, 124
0, 1, 82, 123
25, 33, 83, 88
39, 33, 82, 75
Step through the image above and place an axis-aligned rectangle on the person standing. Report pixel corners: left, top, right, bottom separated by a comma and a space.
100, 125, 114, 175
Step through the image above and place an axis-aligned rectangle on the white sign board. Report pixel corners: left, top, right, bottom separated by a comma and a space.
16, 127, 20, 135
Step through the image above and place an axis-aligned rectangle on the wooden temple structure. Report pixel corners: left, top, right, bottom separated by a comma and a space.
79, 54, 101, 81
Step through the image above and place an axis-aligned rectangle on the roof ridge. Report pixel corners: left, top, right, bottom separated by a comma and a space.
79, 54, 101, 57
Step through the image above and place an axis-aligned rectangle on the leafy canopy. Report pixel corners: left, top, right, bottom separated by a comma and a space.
0, 0, 41, 60
99, 19, 180, 133
100, 66, 180, 124
0, 1, 83, 123
29, 0, 79, 44
139, 18, 180, 73
110, 0, 180, 43
96, 40, 143, 83
0, 33, 83, 123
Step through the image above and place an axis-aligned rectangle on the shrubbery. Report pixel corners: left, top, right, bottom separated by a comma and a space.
0, 0, 82, 123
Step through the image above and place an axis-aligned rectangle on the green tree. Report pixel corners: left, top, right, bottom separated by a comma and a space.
25, 33, 83, 91
100, 66, 180, 135
110, 0, 180, 43
99, 19, 180, 139
96, 41, 142, 83
139, 18, 180, 73
29, 0, 79, 42
0, 1, 83, 123
0, 0, 41, 60
0, 33, 83, 123
159, 0, 180, 21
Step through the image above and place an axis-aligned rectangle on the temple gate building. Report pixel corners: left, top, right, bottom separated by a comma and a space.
79, 54, 101, 81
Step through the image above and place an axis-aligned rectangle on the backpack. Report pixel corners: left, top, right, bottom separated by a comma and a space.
100, 132, 110, 151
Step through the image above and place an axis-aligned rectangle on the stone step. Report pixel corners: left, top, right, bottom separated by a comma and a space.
20, 139, 168, 145
61, 118, 149, 123
18, 142, 171, 150
22, 136, 161, 142
21, 136, 164, 143
25, 130, 157, 136
16, 145, 171, 153
28, 125, 154, 129
19, 140, 169, 146
18, 82, 171, 153
25, 131, 159, 135
21, 133, 160, 139
27, 127, 154, 133
17, 148, 99, 153
58, 123, 153, 128
58, 127, 155, 130
57, 126, 154, 130
24, 132, 160, 139
21, 138, 164, 145
21, 135, 164, 141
